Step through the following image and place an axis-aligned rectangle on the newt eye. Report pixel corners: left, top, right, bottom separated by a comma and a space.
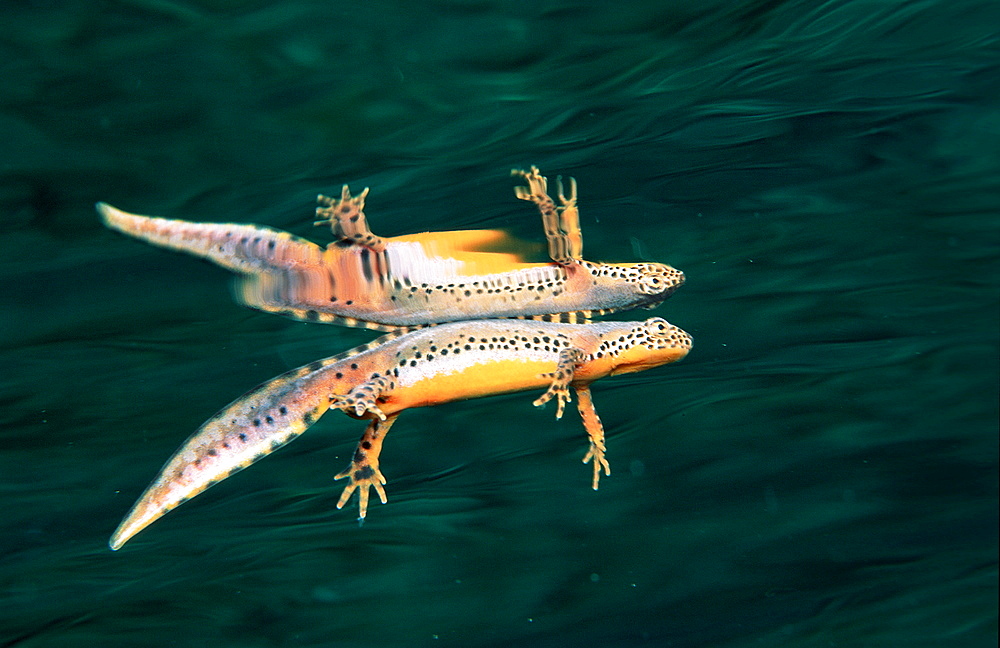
642, 318, 678, 342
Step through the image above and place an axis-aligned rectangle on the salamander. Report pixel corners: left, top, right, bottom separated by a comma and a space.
98, 167, 684, 331
109, 317, 692, 550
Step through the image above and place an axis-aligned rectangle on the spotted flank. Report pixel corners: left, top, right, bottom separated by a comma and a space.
98, 168, 684, 329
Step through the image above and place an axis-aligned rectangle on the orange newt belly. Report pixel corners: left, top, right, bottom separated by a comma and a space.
387, 357, 557, 410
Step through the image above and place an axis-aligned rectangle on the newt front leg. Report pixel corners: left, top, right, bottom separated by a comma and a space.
575, 385, 610, 490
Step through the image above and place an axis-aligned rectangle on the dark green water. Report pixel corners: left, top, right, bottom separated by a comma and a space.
2, 1, 997, 646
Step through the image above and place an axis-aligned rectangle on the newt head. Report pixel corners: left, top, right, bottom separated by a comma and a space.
583, 261, 685, 311
604, 317, 692, 376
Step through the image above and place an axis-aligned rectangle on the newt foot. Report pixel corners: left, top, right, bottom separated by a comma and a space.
511, 166, 549, 201
556, 174, 577, 211
582, 439, 611, 490
532, 382, 572, 420
335, 463, 388, 520
334, 415, 397, 519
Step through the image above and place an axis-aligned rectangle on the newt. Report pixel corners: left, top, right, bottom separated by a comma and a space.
109, 317, 692, 550
98, 167, 684, 331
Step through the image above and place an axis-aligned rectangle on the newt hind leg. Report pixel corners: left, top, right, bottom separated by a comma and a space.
316, 185, 386, 252
512, 166, 582, 265
335, 414, 399, 520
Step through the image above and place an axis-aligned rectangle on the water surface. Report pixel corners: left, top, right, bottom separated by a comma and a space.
2, 1, 997, 646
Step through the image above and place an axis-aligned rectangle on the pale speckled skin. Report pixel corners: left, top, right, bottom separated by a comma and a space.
109, 318, 692, 550
97, 168, 684, 331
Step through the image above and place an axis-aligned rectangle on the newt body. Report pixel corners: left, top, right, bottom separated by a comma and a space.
98, 168, 684, 331
110, 317, 691, 550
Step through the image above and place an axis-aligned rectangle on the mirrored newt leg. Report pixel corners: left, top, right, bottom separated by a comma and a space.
556, 174, 582, 259
334, 414, 399, 520
512, 166, 582, 265
315, 185, 386, 252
